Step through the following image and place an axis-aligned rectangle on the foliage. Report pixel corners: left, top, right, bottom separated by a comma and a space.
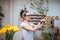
0, 12, 4, 17
0, 6, 4, 17
41, 28, 58, 40
30, 0, 49, 15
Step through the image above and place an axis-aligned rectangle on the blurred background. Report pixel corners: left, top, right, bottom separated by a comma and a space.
0, 0, 60, 40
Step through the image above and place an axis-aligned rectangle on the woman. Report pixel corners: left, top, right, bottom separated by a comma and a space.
20, 9, 46, 40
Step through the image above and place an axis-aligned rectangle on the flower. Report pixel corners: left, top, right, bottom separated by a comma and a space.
12, 26, 19, 32
0, 24, 19, 40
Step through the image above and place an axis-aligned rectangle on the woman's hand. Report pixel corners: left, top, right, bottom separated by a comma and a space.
41, 17, 47, 22
41, 19, 46, 22
38, 17, 47, 29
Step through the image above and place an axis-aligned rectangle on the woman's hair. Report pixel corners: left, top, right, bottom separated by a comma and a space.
20, 9, 28, 18
20, 9, 24, 18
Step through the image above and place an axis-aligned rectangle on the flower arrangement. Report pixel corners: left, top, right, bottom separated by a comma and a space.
0, 24, 19, 40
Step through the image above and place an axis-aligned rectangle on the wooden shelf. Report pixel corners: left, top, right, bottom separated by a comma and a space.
29, 14, 46, 16
28, 14, 46, 25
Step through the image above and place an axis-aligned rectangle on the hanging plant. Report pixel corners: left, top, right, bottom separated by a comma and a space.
0, 6, 4, 17
0, 12, 4, 17
30, 0, 49, 15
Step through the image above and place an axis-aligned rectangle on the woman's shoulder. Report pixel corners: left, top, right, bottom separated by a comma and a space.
20, 22, 27, 27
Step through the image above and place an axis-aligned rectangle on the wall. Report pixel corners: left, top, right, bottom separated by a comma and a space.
10, 0, 31, 26
0, 0, 10, 26
47, 0, 60, 16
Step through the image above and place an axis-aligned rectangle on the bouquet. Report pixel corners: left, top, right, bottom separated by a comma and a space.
0, 24, 19, 40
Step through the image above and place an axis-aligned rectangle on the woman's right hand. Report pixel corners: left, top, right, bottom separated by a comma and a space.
41, 17, 47, 23
41, 19, 46, 22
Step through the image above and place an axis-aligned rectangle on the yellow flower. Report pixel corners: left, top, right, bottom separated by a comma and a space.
12, 26, 19, 32
7, 26, 13, 31
0, 24, 20, 34
0, 27, 7, 34
4, 24, 11, 28
0, 30, 4, 34
0, 24, 12, 34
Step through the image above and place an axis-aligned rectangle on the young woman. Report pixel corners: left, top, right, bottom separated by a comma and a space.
20, 9, 46, 40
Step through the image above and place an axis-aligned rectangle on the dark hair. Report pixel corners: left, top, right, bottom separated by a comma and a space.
20, 9, 28, 18
20, 9, 24, 18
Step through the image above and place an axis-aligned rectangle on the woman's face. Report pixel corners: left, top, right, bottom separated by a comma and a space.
24, 12, 30, 21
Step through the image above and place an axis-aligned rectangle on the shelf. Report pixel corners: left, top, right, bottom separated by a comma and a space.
29, 14, 46, 16
28, 14, 46, 25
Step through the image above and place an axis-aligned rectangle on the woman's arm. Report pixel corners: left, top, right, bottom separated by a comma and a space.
22, 25, 38, 32
35, 18, 46, 29
22, 18, 46, 32
22, 21, 44, 32
37, 17, 47, 29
